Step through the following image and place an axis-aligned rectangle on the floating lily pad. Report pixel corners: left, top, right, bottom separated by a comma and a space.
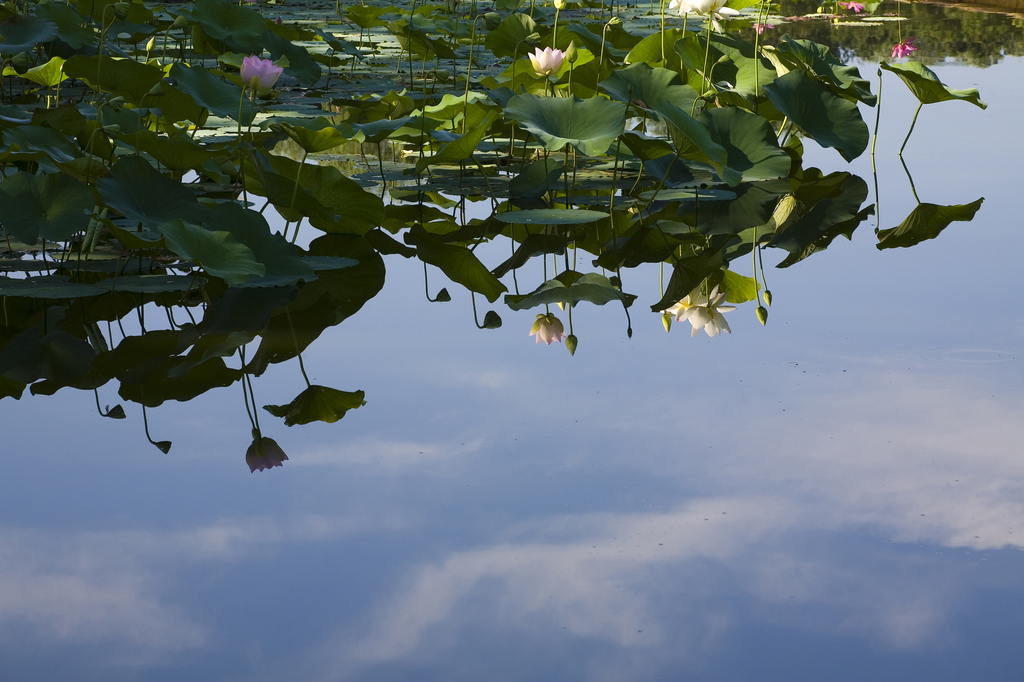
494, 208, 607, 225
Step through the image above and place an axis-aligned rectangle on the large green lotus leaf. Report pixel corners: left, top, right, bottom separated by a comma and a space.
491, 233, 567, 278
684, 180, 787, 237
0, 328, 95, 386
242, 157, 335, 225
414, 110, 500, 174
504, 93, 626, 156
351, 116, 421, 144
879, 61, 987, 108
0, 275, 101, 298
0, 16, 59, 54
770, 172, 873, 267
676, 32, 775, 98
277, 118, 353, 153
0, 375, 25, 400
264, 385, 366, 427
2, 125, 77, 164
505, 272, 636, 310
64, 55, 162, 104
877, 198, 983, 250
202, 286, 299, 335
255, 153, 385, 235
133, 129, 221, 172
347, 4, 387, 29
600, 63, 699, 115
91, 329, 196, 380
202, 202, 315, 287
37, 2, 96, 50
0, 105, 32, 127
118, 357, 240, 407
312, 27, 362, 60
509, 159, 564, 199
151, 83, 210, 127
721, 269, 760, 304
21, 57, 68, 88
495, 208, 607, 225
763, 70, 868, 162
648, 237, 730, 312
407, 229, 507, 302
168, 63, 255, 124
620, 132, 675, 162
192, 0, 265, 44
263, 29, 322, 88
158, 219, 266, 286
625, 28, 684, 71
92, 274, 204, 293
772, 38, 875, 106
0, 172, 92, 244
97, 156, 209, 227
655, 100, 739, 185
563, 20, 632, 59
485, 12, 540, 59
698, 107, 791, 182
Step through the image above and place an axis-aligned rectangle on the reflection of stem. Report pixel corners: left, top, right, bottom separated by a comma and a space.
899, 155, 921, 204
470, 291, 485, 328
424, 262, 442, 301
899, 102, 922, 157
240, 345, 256, 430
284, 309, 312, 388
871, 67, 882, 159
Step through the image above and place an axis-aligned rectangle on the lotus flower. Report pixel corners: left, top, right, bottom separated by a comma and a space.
246, 432, 289, 472
240, 55, 284, 92
665, 285, 736, 338
891, 37, 918, 59
673, 0, 740, 32
839, 1, 865, 11
529, 47, 565, 77
530, 313, 567, 345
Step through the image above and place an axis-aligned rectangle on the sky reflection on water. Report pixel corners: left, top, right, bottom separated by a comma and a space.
1, 50, 1023, 682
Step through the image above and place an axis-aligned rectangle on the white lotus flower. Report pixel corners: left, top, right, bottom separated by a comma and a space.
665, 285, 736, 338
677, 0, 740, 31
530, 313, 567, 345
529, 47, 565, 77
668, 0, 691, 12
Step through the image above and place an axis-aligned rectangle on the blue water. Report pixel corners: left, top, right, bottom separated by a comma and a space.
1, 49, 1022, 681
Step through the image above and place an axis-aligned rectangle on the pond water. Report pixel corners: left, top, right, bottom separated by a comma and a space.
2, 0, 1024, 679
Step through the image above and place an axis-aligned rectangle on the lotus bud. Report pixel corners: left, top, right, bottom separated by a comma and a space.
609, 275, 621, 288
112, 2, 130, 20
772, 193, 798, 231
145, 36, 156, 53
662, 312, 672, 333
756, 305, 768, 326
565, 40, 578, 64
557, 301, 565, 311
607, 16, 622, 25
553, 0, 567, 9
105, 95, 125, 111
483, 311, 502, 329
101, 124, 121, 137
435, 287, 451, 302
565, 334, 578, 356
763, 289, 772, 307
172, 14, 188, 28
145, 82, 165, 98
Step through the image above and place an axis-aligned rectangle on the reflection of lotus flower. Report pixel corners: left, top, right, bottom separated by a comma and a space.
674, 0, 740, 31
240, 55, 284, 92
839, 1, 865, 11
891, 37, 918, 59
754, 21, 774, 33
246, 433, 289, 472
530, 313, 567, 345
665, 285, 736, 338
529, 47, 565, 77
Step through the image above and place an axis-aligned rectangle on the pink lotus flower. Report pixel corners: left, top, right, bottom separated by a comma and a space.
530, 313, 567, 345
891, 37, 918, 59
241, 55, 284, 92
529, 47, 565, 77
754, 21, 774, 33
839, 1, 865, 12
246, 433, 289, 472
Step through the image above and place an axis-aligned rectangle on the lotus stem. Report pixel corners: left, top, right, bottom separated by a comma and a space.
871, 67, 882, 159
553, 7, 560, 50
899, 102, 922, 156
659, 0, 667, 63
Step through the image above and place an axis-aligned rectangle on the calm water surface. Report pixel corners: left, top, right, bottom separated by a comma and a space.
2, 35, 1022, 682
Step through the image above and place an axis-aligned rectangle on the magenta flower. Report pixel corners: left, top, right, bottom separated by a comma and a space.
839, 1, 865, 12
754, 21, 774, 33
246, 433, 289, 472
891, 37, 918, 59
240, 55, 284, 92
